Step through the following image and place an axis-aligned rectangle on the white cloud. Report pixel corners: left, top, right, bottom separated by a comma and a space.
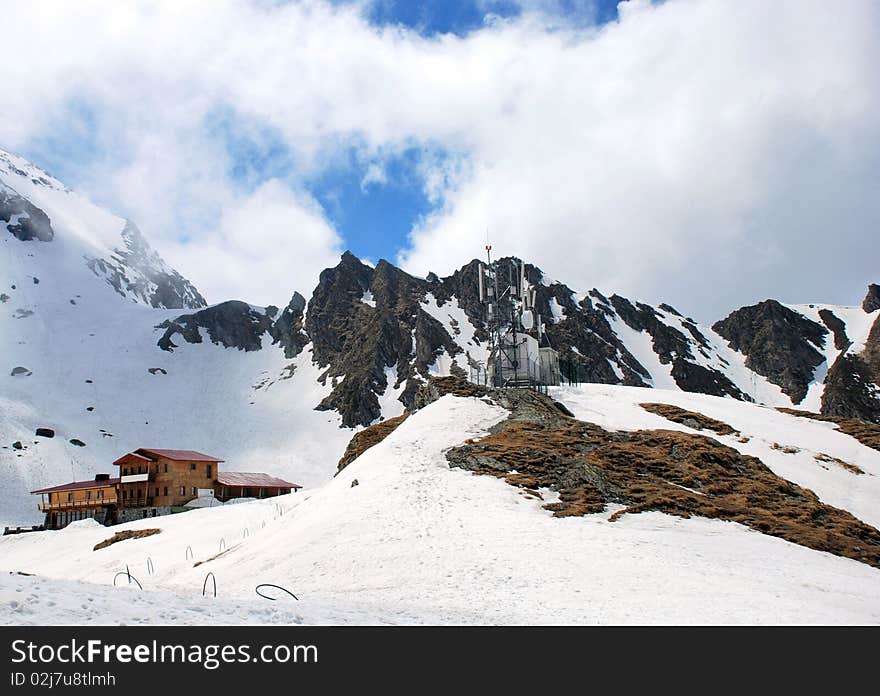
1, 0, 878, 318
165, 180, 342, 307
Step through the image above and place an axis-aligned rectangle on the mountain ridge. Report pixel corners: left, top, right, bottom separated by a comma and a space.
2, 146, 879, 527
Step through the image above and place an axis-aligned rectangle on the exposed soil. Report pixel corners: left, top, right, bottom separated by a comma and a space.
777, 408, 880, 452
639, 403, 738, 436
447, 393, 880, 569
337, 414, 409, 472
93, 528, 161, 551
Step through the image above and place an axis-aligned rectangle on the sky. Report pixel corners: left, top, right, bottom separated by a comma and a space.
1, 0, 878, 320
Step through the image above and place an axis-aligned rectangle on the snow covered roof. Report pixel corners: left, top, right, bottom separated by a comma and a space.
31, 477, 120, 494
216, 472, 301, 489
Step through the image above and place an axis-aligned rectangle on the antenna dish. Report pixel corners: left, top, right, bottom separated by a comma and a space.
521, 309, 534, 330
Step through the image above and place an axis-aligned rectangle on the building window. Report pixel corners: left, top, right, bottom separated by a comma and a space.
67, 492, 72, 502
190, 463, 196, 470
180, 486, 185, 496
86, 491, 92, 500
164, 463, 168, 473
164, 487, 168, 497
207, 464, 212, 478
191, 487, 197, 496
98, 490, 103, 500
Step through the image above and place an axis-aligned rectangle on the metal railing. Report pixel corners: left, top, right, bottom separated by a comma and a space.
38, 497, 118, 512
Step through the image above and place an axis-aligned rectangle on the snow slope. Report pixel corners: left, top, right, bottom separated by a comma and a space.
2, 393, 879, 625
1, 151, 352, 526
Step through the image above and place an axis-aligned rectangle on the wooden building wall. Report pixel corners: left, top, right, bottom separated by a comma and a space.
119, 456, 217, 508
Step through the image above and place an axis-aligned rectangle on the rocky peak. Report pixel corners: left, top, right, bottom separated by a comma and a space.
863, 284, 880, 314
713, 299, 827, 404
86, 220, 207, 310
270, 292, 309, 359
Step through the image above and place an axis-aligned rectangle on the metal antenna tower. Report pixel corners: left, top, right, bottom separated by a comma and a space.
477, 242, 548, 388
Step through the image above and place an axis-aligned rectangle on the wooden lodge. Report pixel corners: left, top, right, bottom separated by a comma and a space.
32, 474, 120, 529
31, 447, 301, 529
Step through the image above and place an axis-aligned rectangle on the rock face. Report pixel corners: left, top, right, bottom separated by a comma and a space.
713, 300, 827, 404
150, 248, 880, 429
0, 186, 54, 242
157, 301, 275, 352
86, 221, 206, 310
864, 285, 880, 314
821, 316, 880, 423
270, 292, 309, 359
305, 253, 461, 427
157, 293, 310, 359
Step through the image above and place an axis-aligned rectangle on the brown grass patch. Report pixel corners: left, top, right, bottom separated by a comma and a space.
193, 546, 236, 567
777, 407, 880, 452
447, 419, 880, 569
815, 453, 865, 475
93, 528, 160, 551
770, 442, 801, 454
640, 403, 737, 436
337, 413, 409, 472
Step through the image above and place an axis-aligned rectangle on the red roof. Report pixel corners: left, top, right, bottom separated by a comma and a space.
31, 477, 119, 494
136, 448, 223, 462
216, 472, 301, 489
112, 448, 224, 465
112, 451, 153, 466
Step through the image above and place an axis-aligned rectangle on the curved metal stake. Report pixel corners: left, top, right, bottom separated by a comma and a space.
242, 528, 249, 539
185, 546, 193, 560
255, 583, 299, 601
219, 537, 226, 552
113, 571, 143, 590
202, 572, 217, 598
146, 557, 154, 576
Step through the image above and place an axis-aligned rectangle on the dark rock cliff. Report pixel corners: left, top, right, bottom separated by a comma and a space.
821, 315, 880, 423
713, 300, 827, 404
1, 187, 54, 242
156, 300, 275, 352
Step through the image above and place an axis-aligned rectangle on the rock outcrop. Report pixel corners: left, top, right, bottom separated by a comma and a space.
821, 315, 880, 423
157, 301, 275, 352
0, 186, 54, 242
86, 220, 206, 310
713, 300, 827, 403
863, 284, 880, 314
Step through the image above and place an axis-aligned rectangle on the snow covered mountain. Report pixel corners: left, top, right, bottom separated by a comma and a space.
1, 149, 352, 526
2, 146, 878, 530
2, 148, 880, 624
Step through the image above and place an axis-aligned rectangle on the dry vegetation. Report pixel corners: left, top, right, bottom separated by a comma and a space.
93, 528, 161, 551
447, 400, 880, 569
640, 402, 738, 436
815, 452, 865, 475
777, 407, 880, 452
337, 414, 409, 472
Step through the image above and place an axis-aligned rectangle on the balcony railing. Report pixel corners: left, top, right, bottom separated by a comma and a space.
38, 497, 118, 512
